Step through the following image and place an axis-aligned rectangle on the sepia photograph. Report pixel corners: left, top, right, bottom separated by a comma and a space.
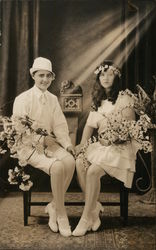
0, 0, 156, 249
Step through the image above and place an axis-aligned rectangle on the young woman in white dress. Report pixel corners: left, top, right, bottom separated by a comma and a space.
72, 60, 138, 236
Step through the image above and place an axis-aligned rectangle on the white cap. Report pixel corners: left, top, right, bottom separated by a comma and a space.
30, 57, 55, 77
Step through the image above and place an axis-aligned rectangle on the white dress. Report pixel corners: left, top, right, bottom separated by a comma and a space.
85, 93, 139, 188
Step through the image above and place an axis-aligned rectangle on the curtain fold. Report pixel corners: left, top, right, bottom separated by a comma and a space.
16, 1, 29, 95
0, 0, 39, 116
33, 0, 39, 58
0, 1, 12, 113
117, 0, 155, 90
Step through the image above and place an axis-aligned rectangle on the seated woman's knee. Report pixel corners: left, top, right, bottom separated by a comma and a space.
69, 154, 75, 169
87, 165, 102, 178
49, 160, 64, 175
62, 154, 75, 172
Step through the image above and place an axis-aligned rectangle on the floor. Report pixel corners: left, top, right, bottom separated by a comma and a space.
0, 191, 155, 250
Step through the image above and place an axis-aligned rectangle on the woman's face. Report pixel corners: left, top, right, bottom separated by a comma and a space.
99, 68, 115, 90
32, 70, 53, 92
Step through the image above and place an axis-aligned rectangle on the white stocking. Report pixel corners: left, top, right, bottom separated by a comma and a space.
62, 155, 75, 193
49, 160, 66, 217
76, 158, 86, 193
82, 164, 105, 219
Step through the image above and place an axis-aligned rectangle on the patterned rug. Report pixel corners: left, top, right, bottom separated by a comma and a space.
0, 192, 155, 250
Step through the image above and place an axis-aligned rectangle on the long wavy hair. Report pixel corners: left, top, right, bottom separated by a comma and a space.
91, 60, 122, 111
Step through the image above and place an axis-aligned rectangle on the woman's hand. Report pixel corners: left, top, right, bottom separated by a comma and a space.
66, 145, 76, 157
99, 138, 110, 147
44, 135, 60, 152
44, 135, 57, 147
75, 144, 83, 156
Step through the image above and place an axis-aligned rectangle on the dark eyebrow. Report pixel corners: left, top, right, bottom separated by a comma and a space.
38, 73, 52, 77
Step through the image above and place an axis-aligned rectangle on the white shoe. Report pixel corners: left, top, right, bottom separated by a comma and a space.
45, 202, 58, 233
72, 218, 92, 237
92, 202, 104, 231
57, 216, 72, 237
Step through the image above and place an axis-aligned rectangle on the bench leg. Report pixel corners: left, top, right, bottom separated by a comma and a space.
23, 191, 29, 226
123, 188, 128, 225
120, 184, 129, 225
28, 190, 31, 216
120, 185, 124, 217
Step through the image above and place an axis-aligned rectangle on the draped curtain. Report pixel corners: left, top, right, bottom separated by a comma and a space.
120, 0, 155, 91
0, 0, 39, 116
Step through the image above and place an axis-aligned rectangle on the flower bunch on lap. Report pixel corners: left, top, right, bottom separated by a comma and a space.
0, 115, 49, 190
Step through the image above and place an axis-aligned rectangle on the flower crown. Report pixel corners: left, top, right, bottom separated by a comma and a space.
94, 64, 121, 78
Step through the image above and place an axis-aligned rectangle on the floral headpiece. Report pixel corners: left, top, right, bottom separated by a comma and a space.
94, 64, 121, 78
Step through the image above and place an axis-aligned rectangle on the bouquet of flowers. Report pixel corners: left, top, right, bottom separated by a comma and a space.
98, 112, 152, 153
0, 115, 49, 191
